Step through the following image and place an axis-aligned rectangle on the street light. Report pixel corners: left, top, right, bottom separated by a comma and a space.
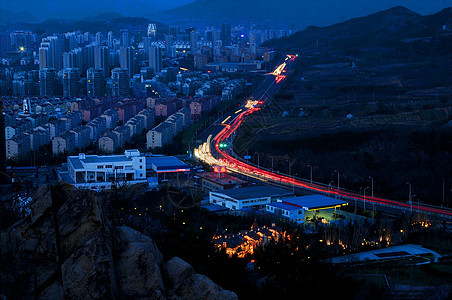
364, 186, 370, 211
406, 182, 412, 214
334, 170, 340, 190
286, 160, 291, 176
307, 164, 313, 184
369, 176, 374, 197
254, 152, 260, 168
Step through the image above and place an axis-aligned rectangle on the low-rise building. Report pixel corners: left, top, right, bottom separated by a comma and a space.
98, 133, 119, 153
6, 134, 31, 160
52, 131, 76, 154
146, 122, 172, 149
58, 149, 147, 191
266, 195, 348, 224
71, 126, 91, 150
209, 186, 293, 210
199, 172, 249, 191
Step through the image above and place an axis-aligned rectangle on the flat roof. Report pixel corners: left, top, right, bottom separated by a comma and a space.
200, 203, 230, 212
199, 172, 247, 185
281, 195, 348, 210
211, 185, 292, 200
267, 202, 302, 211
69, 155, 134, 169
146, 156, 190, 173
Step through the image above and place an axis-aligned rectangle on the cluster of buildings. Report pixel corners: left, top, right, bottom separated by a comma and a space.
200, 166, 348, 225
0, 22, 285, 98
146, 107, 191, 149
212, 221, 286, 257
6, 109, 82, 159
99, 108, 155, 153
2, 95, 157, 159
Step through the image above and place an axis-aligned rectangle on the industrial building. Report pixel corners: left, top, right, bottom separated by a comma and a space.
209, 185, 292, 210
266, 195, 348, 224
58, 149, 147, 191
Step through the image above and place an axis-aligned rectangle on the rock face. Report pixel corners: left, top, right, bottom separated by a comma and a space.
166, 257, 238, 300
0, 184, 237, 300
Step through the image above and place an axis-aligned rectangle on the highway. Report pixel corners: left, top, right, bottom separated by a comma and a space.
194, 54, 452, 220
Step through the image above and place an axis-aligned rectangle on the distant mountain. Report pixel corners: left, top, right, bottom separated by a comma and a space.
155, 0, 452, 28
263, 6, 452, 56
82, 12, 124, 23
0, 9, 38, 25
2, 17, 169, 37
0, 0, 194, 25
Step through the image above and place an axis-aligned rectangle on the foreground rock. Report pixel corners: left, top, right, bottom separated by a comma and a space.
0, 184, 237, 299
166, 257, 238, 300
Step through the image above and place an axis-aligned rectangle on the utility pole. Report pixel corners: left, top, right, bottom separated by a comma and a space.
364, 187, 370, 211
334, 170, 340, 190
369, 176, 374, 197
307, 164, 312, 184
255, 152, 260, 168
407, 182, 412, 214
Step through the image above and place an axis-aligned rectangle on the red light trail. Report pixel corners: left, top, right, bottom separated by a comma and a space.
198, 54, 452, 218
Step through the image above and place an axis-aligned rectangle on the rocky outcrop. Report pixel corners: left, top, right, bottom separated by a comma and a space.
0, 184, 237, 300
166, 257, 238, 300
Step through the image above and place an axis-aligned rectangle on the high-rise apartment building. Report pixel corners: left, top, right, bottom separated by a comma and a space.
149, 45, 162, 73
94, 46, 110, 77
39, 68, 57, 96
111, 68, 129, 97
87, 68, 105, 98
63, 68, 81, 97
120, 46, 134, 77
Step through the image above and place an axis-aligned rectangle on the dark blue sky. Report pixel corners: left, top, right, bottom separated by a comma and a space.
1, 0, 452, 24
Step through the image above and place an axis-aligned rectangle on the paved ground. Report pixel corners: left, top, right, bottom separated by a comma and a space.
329, 244, 441, 264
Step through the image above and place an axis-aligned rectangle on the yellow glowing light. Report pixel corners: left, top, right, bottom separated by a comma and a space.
19, 46, 25, 51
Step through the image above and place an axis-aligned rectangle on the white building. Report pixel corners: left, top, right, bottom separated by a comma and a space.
209, 186, 292, 210
59, 149, 147, 191
266, 202, 305, 224
146, 122, 172, 149
266, 195, 348, 224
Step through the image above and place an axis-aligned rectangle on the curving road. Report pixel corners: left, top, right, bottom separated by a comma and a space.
195, 54, 452, 220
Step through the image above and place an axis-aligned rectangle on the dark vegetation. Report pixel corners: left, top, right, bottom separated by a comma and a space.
104, 186, 377, 298
242, 127, 452, 203
234, 5, 452, 206
103, 185, 452, 298
2, 181, 452, 298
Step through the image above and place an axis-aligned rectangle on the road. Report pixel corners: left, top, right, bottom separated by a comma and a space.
194, 54, 452, 221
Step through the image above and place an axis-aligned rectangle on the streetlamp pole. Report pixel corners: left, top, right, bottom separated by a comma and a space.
406, 182, 412, 214
255, 152, 260, 168
369, 176, 374, 197
286, 160, 291, 176
269, 155, 274, 171
307, 164, 313, 184
329, 181, 334, 197
334, 170, 340, 190
442, 180, 445, 208
364, 187, 370, 211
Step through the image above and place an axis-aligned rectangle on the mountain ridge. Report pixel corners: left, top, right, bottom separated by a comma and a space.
263, 6, 452, 54
155, 0, 452, 27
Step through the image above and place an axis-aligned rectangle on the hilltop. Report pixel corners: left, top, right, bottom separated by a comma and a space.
263, 6, 452, 57
155, 0, 452, 27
